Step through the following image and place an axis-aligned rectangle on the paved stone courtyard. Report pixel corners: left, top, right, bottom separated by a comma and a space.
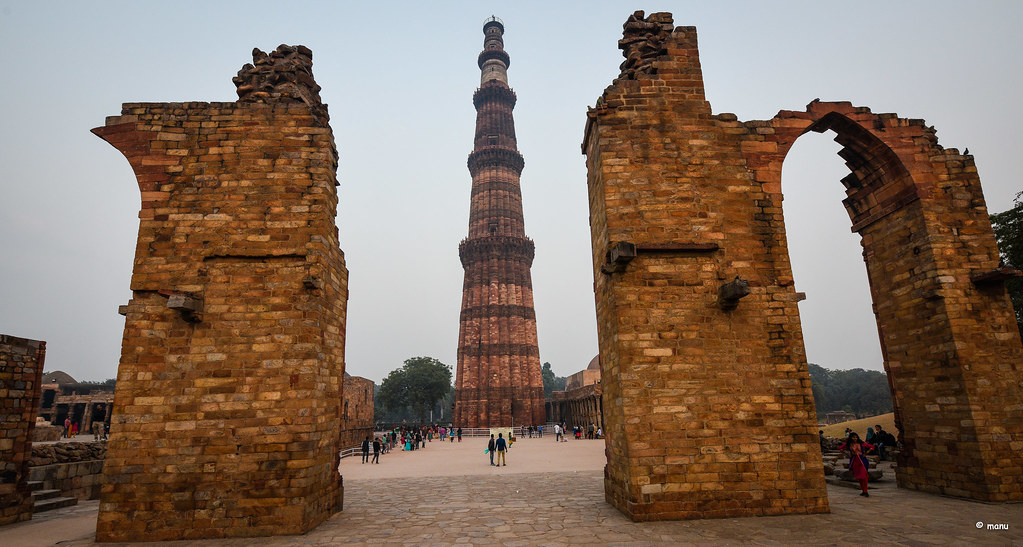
2, 437, 1020, 545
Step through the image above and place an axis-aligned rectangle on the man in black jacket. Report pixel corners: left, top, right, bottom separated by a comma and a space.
488, 434, 496, 466
361, 436, 370, 463
372, 437, 381, 464
873, 425, 896, 460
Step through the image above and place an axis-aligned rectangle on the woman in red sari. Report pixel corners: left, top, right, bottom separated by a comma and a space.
838, 432, 875, 497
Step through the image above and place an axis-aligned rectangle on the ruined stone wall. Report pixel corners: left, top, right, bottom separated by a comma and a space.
741, 102, 1023, 502
583, 12, 828, 521
584, 11, 1023, 521
340, 374, 374, 448
91, 45, 349, 541
29, 460, 105, 502
0, 335, 45, 526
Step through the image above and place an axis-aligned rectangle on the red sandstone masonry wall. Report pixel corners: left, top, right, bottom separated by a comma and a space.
0, 335, 46, 526
340, 375, 374, 449
584, 13, 828, 521
455, 20, 546, 429
92, 90, 348, 539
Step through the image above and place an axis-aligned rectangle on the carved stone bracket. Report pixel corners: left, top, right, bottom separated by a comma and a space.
166, 294, 202, 323
718, 276, 750, 311
601, 242, 637, 274
302, 276, 324, 290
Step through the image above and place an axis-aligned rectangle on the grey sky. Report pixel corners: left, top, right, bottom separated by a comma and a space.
1, 2, 1020, 384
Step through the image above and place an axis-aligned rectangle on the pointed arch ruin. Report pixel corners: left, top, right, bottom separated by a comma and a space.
584, 11, 1023, 521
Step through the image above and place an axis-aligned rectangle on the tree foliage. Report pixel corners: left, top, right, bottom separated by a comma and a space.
808, 364, 892, 418
541, 362, 566, 398
376, 356, 452, 423
990, 193, 1023, 332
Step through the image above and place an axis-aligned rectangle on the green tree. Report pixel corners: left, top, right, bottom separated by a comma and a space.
541, 362, 566, 398
377, 356, 452, 423
808, 363, 892, 417
990, 193, 1023, 332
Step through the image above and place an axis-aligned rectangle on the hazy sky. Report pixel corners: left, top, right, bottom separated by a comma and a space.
1, 2, 1020, 384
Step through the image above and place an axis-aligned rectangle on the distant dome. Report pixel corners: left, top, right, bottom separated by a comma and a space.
586, 355, 600, 371
42, 371, 76, 384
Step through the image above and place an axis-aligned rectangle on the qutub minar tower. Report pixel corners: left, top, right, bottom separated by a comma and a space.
453, 17, 545, 428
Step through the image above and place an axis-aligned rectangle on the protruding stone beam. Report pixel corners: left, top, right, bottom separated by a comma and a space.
971, 266, 1022, 286
601, 241, 719, 274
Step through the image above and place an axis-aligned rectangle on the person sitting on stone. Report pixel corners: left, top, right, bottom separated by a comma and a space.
873, 425, 897, 460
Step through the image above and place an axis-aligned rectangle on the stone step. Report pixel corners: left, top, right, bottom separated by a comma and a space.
32, 489, 62, 501
34, 496, 77, 513
26, 480, 43, 492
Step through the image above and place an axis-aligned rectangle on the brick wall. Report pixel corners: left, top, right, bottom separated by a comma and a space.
29, 460, 104, 501
91, 46, 349, 541
0, 335, 46, 526
584, 11, 1023, 522
583, 12, 828, 521
340, 374, 374, 449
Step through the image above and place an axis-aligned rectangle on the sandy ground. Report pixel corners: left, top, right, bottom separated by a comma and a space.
340, 434, 604, 480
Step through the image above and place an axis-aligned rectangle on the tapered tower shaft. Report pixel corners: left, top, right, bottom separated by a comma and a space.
454, 17, 545, 428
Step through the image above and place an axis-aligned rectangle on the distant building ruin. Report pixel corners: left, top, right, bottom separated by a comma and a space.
546, 355, 603, 432
0, 335, 46, 526
36, 372, 113, 437
340, 373, 374, 450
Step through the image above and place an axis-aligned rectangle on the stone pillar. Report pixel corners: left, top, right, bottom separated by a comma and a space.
0, 335, 45, 526
92, 45, 349, 541
584, 12, 829, 520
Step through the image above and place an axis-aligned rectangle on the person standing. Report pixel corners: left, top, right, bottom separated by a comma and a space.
63, 417, 71, 438
495, 432, 507, 466
361, 436, 370, 463
457, 427, 463, 443
839, 432, 875, 497
372, 437, 381, 464
488, 434, 497, 466
554, 423, 561, 442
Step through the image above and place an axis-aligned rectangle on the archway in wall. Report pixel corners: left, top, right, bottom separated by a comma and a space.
780, 131, 892, 430
747, 102, 1023, 501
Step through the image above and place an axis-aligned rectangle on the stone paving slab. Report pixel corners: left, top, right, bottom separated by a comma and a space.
2, 437, 1020, 546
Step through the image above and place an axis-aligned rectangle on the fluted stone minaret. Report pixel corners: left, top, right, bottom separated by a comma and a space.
453, 17, 545, 428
